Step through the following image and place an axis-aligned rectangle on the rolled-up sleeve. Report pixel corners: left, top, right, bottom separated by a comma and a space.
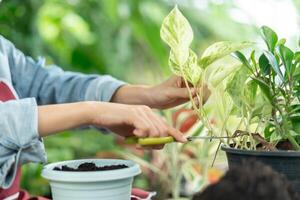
0, 98, 46, 188
84, 75, 126, 102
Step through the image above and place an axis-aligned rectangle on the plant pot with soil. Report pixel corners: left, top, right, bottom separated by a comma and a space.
42, 159, 141, 200
160, 6, 300, 191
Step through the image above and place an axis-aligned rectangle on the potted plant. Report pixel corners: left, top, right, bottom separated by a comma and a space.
221, 26, 300, 190
159, 5, 300, 191
41, 159, 141, 200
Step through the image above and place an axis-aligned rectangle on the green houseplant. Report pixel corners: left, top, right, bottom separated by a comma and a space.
160, 5, 300, 191
221, 26, 300, 191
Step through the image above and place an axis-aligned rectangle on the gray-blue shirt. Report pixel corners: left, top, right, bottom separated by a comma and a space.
0, 35, 125, 188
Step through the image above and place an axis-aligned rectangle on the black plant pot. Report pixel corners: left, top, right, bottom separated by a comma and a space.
222, 146, 300, 192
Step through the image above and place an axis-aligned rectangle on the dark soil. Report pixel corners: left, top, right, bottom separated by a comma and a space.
276, 140, 294, 150
53, 162, 128, 171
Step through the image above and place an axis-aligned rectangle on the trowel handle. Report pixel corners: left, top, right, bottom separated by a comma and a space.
124, 136, 175, 146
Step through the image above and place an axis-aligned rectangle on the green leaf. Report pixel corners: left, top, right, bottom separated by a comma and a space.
252, 77, 273, 102
244, 80, 258, 107
295, 52, 300, 65
276, 44, 294, 78
258, 53, 271, 75
291, 116, 300, 134
160, 5, 193, 66
250, 50, 257, 68
293, 73, 300, 82
263, 51, 284, 81
277, 38, 286, 46
227, 67, 248, 107
198, 41, 252, 68
232, 51, 253, 73
183, 50, 202, 85
264, 123, 275, 141
289, 104, 300, 115
168, 50, 182, 76
260, 26, 278, 52
169, 49, 202, 85
208, 61, 241, 88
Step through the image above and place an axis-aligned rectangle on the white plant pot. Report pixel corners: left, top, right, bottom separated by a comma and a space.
42, 159, 141, 200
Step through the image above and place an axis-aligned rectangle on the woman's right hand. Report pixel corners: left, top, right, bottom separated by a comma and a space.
38, 101, 186, 149
89, 102, 187, 144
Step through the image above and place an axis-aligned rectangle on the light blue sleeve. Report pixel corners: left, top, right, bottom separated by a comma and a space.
1, 35, 126, 104
0, 98, 46, 189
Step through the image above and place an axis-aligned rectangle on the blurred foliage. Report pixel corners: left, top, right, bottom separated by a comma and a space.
0, 0, 257, 83
0, 0, 298, 198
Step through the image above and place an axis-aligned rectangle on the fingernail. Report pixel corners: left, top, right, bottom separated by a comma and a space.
182, 136, 188, 143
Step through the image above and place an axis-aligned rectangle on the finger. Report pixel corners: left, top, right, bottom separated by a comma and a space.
167, 127, 187, 143
176, 76, 183, 88
133, 114, 154, 138
133, 129, 147, 138
146, 112, 169, 137
136, 106, 159, 137
139, 109, 160, 137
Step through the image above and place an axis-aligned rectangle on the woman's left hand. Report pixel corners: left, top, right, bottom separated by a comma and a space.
111, 75, 210, 109
148, 75, 204, 109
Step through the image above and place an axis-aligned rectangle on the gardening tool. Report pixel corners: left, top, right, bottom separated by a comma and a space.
124, 135, 238, 146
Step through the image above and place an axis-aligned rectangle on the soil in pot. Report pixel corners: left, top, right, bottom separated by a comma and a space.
53, 162, 128, 172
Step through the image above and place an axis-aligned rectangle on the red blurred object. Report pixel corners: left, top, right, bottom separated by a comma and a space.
131, 188, 156, 200
18, 191, 49, 200
172, 108, 198, 133
207, 168, 223, 184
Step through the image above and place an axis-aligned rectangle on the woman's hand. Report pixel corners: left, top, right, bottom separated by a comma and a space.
38, 101, 187, 149
147, 75, 210, 109
90, 102, 187, 146
111, 75, 210, 109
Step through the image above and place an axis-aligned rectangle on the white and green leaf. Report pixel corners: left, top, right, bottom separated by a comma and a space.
227, 66, 250, 107
205, 56, 241, 88
169, 49, 202, 85
160, 5, 193, 66
199, 41, 253, 68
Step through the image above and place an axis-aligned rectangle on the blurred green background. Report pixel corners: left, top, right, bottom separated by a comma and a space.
0, 0, 299, 198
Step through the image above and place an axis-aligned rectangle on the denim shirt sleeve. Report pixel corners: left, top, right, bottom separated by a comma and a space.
0, 98, 47, 189
1, 35, 126, 104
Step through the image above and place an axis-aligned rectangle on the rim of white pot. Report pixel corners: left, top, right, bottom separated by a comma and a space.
42, 159, 141, 182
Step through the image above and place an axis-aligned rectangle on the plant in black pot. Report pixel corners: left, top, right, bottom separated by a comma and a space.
222, 26, 300, 190
160, 5, 300, 191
